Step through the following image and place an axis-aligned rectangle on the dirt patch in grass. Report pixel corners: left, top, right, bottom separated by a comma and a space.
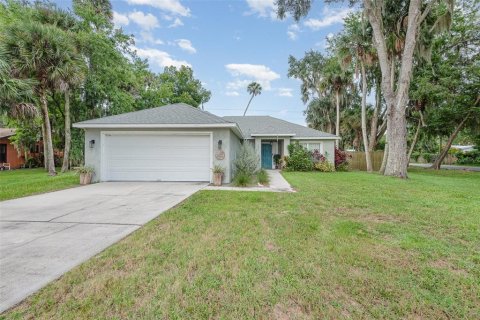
271, 301, 309, 320
429, 259, 469, 276
265, 241, 278, 252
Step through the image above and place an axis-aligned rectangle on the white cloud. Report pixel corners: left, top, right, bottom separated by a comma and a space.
225, 63, 280, 90
226, 79, 251, 91
245, 0, 276, 18
278, 88, 293, 97
133, 46, 191, 68
287, 24, 299, 40
139, 31, 164, 45
128, 11, 160, 30
126, 0, 191, 17
175, 39, 196, 54
304, 7, 352, 30
169, 17, 184, 28
225, 91, 240, 96
113, 11, 129, 26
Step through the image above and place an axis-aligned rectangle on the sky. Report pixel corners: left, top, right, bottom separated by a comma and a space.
54, 0, 353, 125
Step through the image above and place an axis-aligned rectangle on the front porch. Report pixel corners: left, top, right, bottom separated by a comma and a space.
251, 136, 292, 170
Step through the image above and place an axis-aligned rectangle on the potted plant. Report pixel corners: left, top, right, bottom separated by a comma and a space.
273, 154, 282, 169
212, 165, 225, 186
76, 166, 95, 185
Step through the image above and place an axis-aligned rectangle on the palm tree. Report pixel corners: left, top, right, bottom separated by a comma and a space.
0, 48, 38, 119
320, 57, 352, 140
55, 59, 87, 172
2, 19, 81, 175
335, 13, 376, 171
243, 82, 262, 116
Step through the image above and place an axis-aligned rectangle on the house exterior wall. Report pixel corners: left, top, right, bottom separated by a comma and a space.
245, 138, 337, 168
0, 137, 25, 169
84, 128, 239, 183
294, 139, 336, 164
229, 130, 242, 180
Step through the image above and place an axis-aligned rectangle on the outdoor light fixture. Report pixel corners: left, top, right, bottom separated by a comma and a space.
89, 140, 95, 148
218, 140, 222, 149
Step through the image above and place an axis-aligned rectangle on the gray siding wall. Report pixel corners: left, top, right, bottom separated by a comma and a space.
229, 131, 242, 179
83, 128, 237, 183
294, 139, 336, 164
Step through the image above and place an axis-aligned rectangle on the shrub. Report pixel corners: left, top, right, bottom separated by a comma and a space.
273, 154, 282, 167
314, 160, 335, 172
456, 150, 480, 165
285, 142, 313, 171
311, 149, 323, 163
257, 169, 269, 185
334, 148, 350, 171
233, 143, 259, 176
233, 172, 252, 187
76, 165, 95, 174
212, 165, 225, 174
411, 151, 421, 162
421, 153, 437, 163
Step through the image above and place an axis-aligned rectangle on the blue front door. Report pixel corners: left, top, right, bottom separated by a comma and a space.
261, 144, 272, 169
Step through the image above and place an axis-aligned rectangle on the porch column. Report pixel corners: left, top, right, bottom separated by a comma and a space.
283, 137, 290, 156
255, 137, 262, 169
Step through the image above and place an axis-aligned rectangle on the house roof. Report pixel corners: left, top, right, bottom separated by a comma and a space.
223, 116, 339, 139
74, 103, 233, 127
0, 128, 16, 139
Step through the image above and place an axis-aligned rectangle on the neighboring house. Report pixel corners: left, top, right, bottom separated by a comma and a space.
73, 103, 339, 183
0, 128, 23, 169
451, 145, 475, 153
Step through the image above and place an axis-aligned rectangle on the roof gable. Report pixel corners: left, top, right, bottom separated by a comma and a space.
223, 116, 338, 139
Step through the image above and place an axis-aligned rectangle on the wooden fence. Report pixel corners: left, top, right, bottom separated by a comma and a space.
347, 151, 384, 171
347, 151, 458, 171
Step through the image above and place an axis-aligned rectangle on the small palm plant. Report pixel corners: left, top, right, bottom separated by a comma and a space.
243, 81, 262, 116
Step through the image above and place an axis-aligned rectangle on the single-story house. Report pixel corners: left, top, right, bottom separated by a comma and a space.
1, 128, 25, 169
73, 103, 339, 183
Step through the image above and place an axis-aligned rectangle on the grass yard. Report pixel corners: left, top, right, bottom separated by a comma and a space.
0, 168, 78, 201
2, 168, 479, 319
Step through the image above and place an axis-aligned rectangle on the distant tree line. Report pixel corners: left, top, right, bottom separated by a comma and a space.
278, 0, 479, 175
0, 0, 211, 175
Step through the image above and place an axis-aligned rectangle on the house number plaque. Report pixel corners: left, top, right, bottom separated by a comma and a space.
215, 150, 225, 160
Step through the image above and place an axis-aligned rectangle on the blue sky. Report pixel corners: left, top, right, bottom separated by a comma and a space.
56, 0, 352, 125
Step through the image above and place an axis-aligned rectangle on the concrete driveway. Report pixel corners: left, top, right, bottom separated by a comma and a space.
0, 182, 206, 312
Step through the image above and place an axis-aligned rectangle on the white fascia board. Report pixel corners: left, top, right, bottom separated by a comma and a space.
250, 133, 296, 137
73, 123, 238, 129
292, 136, 341, 140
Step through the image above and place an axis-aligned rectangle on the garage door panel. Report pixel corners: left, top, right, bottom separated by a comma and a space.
104, 133, 211, 182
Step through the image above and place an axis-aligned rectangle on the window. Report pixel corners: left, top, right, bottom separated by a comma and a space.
300, 142, 323, 154
0, 144, 6, 163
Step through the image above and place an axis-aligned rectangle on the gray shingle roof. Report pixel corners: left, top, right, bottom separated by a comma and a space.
74, 103, 232, 126
223, 116, 338, 139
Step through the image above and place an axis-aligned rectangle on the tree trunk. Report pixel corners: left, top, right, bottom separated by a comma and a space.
385, 106, 408, 178
39, 90, 56, 176
379, 141, 388, 174
364, 0, 422, 178
62, 90, 71, 172
368, 80, 382, 152
335, 90, 340, 148
335, 90, 340, 137
431, 113, 471, 170
243, 95, 254, 116
407, 120, 421, 165
360, 61, 372, 172
41, 121, 48, 170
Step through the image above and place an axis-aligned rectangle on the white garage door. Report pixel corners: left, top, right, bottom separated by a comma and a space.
103, 133, 211, 181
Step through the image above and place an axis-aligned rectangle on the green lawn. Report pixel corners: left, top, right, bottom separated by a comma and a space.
2, 168, 479, 319
0, 168, 78, 201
